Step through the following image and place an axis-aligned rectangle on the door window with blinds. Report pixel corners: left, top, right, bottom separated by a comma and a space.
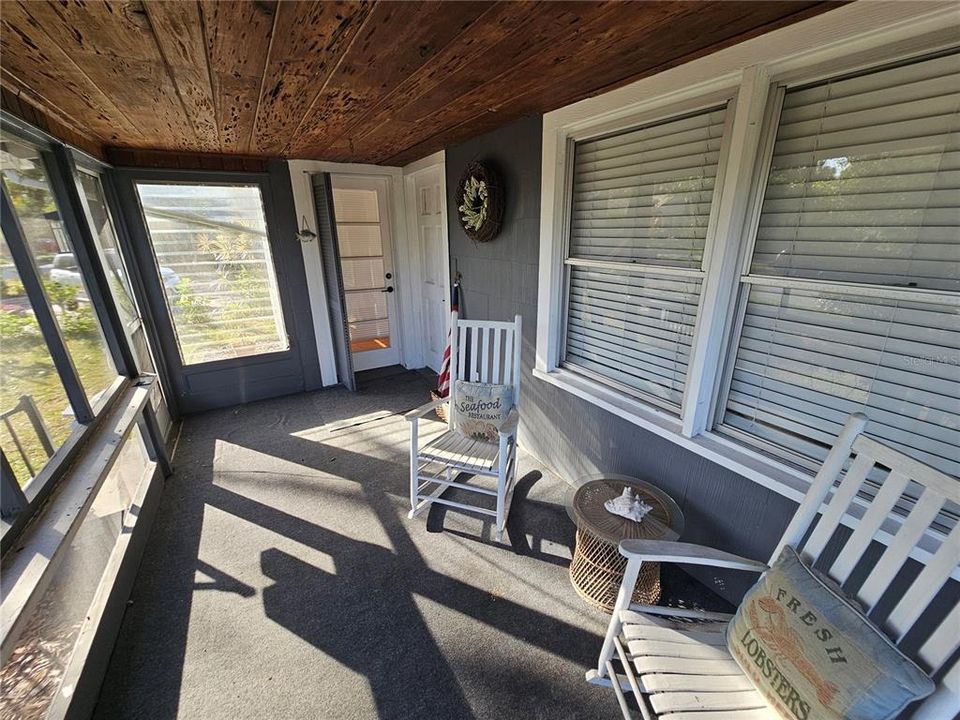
720, 52, 960, 479
332, 186, 392, 354
563, 105, 728, 411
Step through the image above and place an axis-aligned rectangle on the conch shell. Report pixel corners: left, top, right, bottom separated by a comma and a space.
604, 487, 653, 523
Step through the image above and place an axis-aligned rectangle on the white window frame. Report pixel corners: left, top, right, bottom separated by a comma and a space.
559, 95, 736, 414
536, 2, 960, 507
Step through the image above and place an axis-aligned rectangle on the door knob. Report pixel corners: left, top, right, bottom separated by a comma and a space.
382, 286, 394, 293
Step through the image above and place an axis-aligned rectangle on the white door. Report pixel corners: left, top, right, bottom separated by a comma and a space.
330, 175, 400, 372
407, 165, 449, 373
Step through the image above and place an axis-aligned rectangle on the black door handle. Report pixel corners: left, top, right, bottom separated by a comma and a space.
382, 286, 394, 293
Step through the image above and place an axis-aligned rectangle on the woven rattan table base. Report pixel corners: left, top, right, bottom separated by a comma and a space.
569, 528, 661, 611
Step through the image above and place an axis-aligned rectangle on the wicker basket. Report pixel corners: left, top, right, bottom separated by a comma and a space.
570, 528, 661, 611
429, 391, 448, 423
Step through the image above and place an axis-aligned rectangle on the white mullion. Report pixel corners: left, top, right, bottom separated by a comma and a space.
740, 274, 960, 307
708, 81, 785, 432
564, 256, 705, 280
681, 66, 775, 438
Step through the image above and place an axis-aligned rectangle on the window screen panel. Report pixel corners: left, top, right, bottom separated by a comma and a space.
723, 284, 959, 478
753, 52, 960, 292
569, 106, 727, 268
564, 266, 701, 408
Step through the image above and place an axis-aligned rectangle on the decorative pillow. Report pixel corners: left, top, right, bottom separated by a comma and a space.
452, 381, 513, 443
727, 546, 934, 720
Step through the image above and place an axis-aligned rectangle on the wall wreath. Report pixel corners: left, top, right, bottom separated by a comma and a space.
455, 161, 503, 243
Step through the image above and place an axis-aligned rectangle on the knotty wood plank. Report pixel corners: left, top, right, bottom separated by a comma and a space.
294, 1, 568, 158
0, 1, 144, 145
251, 0, 373, 155
286, 1, 491, 157
0, 0, 838, 162
375, 1, 831, 164
21, 0, 198, 150
142, 0, 220, 151
200, 0, 277, 153
314, 1, 615, 160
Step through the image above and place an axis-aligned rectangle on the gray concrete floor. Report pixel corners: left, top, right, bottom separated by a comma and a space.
94, 369, 728, 720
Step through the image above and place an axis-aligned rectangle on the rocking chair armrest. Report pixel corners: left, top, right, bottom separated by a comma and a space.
404, 398, 447, 422
619, 539, 769, 573
498, 407, 520, 438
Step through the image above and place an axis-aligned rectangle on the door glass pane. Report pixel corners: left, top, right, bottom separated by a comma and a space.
0, 232, 74, 488
78, 171, 137, 327
134, 183, 288, 365
0, 137, 116, 405
332, 187, 380, 222
332, 187, 390, 353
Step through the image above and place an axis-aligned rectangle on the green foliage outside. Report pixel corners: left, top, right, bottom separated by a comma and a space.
169, 228, 284, 365
1, 278, 115, 487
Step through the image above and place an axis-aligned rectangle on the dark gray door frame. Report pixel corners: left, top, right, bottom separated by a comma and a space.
110, 165, 321, 414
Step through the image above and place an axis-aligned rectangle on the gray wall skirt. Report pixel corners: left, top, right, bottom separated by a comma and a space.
444, 115, 798, 603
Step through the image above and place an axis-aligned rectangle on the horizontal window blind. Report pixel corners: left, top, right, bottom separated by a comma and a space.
570, 107, 726, 268
725, 285, 959, 477
723, 52, 960, 484
562, 105, 727, 411
565, 266, 701, 407
753, 52, 960, 292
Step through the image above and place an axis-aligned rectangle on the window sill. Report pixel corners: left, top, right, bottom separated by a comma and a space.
1, 380, 156, 660
534, 365, 822, 503
532, 366, 955, 577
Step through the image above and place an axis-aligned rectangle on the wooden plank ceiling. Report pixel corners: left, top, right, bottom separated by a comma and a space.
0, 0, 838, 166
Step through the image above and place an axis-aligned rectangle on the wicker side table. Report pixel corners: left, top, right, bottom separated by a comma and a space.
568, 476, 684, 612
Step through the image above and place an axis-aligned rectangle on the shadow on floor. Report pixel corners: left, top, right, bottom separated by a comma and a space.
94, 371, 625, 720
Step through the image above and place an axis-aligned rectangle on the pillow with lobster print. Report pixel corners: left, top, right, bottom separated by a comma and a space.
727, 545, 933, 720
452, 381, 513, 443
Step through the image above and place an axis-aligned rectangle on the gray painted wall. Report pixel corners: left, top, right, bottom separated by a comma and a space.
445, 115, 798, 603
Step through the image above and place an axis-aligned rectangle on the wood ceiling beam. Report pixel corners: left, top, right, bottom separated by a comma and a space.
0, 85, 106, 160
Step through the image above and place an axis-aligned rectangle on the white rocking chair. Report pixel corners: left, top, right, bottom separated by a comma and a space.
405, 312, 522, 541
591, 413, 959, 720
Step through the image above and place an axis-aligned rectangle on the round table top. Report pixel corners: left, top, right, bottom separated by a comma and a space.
568, 475, 684, 545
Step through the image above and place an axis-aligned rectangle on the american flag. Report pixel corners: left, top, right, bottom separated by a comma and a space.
436, 281, 460, 397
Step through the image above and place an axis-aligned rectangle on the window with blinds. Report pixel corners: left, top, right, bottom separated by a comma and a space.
563, 105, 728, 410
721, 51, 960, 479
